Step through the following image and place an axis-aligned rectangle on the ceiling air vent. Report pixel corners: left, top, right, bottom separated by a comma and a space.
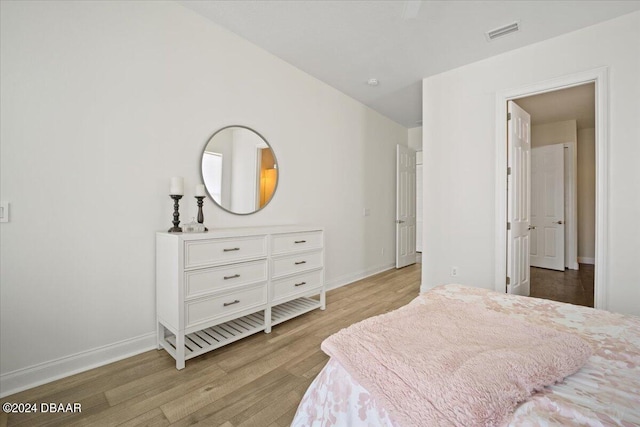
485, 21, 520, 41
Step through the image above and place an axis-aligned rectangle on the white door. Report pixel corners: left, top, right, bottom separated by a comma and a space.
396, 145, 416, 268
530, 145, 565, 270
416, 155, 423, 253
506, 101, 531, 296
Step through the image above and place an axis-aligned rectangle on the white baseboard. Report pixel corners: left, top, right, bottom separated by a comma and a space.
567, 262, 580, 270
578, 257, 595, 265
0, 332, 156, 398
325, 262, 395, 291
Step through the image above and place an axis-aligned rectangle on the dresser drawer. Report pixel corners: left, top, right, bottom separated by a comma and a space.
184, 236, 267, 269
184, 260, 268, 299
271, 231, 323, 255
272, 250, 323, 278
185, 284, 267, 329
272, 269, 323, 302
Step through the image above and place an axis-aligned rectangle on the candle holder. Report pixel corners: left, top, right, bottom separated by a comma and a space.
195, 196, 209, 231
168, 195, 183, 232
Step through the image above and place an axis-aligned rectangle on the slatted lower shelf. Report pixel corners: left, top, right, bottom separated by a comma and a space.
271, 296, 321, 326
164, 311, 265, 360
162, 297, 321, 363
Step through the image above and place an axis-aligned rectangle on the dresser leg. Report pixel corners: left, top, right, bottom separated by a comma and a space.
320, 290, 326, 310
265, 306, 272, 333
176, 333, 186, 370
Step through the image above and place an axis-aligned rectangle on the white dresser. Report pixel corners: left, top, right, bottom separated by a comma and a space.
156, 225, 325, 369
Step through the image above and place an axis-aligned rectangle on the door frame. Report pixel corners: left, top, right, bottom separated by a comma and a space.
563, 141, 579, 270
494, 67, 608, 309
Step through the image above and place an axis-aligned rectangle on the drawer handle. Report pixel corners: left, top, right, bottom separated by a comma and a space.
294, 261, 307, 265
294, 281, 307, 287
294, 240, 307, 244
223, 300, 240, 307
223, 247, 240, 252
224, 274, 240, 280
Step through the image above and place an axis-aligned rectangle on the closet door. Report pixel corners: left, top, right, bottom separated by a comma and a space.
530, 144, 565, 271
416, 152, 423, 254
396, 145, 416, 268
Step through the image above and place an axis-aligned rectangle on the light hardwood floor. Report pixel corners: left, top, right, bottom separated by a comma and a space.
1, 264, 421, 427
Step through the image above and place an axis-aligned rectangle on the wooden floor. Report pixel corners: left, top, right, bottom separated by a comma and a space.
530, 263, 594, 307
1, 264, 421, 427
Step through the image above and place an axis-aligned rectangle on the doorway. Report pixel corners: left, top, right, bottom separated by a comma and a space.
495, 67, 609, 310
513, 84, 595, 307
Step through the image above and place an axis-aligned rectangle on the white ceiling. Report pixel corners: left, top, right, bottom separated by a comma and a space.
515, 83, 595, 130
179, 1, 640, 128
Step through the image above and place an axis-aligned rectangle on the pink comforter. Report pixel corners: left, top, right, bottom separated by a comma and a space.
320, 289, 591, 426
292, 285, 640, 426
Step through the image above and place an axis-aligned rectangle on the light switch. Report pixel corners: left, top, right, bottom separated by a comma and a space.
363, 208, 371, 217
0, 201, 9, 223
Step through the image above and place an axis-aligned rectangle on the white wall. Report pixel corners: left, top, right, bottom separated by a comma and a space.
0, 1, 407, 395
531, 120, 577, 148
409, 127, 423, 252
408, 126, 423, 151
421, 11, 640, 316
577, 128, 596, 261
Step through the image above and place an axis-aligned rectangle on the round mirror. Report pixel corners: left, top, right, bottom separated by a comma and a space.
201, 126, 278, 215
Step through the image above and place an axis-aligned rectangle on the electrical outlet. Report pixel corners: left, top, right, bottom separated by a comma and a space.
451, 267, 458, 277
363, 208, 371, 217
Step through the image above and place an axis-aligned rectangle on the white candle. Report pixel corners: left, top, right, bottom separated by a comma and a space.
170, 176, 184, 195
195, 184, 206, 197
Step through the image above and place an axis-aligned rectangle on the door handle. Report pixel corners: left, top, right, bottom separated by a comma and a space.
554, 220, 564, 225
528, 225, 537, 230
396, 220, 405, 224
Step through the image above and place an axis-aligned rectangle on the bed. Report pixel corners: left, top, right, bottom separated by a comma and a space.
291, 284, 640, 426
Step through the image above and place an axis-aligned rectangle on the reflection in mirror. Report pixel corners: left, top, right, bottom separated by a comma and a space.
201, 126, 278, 215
